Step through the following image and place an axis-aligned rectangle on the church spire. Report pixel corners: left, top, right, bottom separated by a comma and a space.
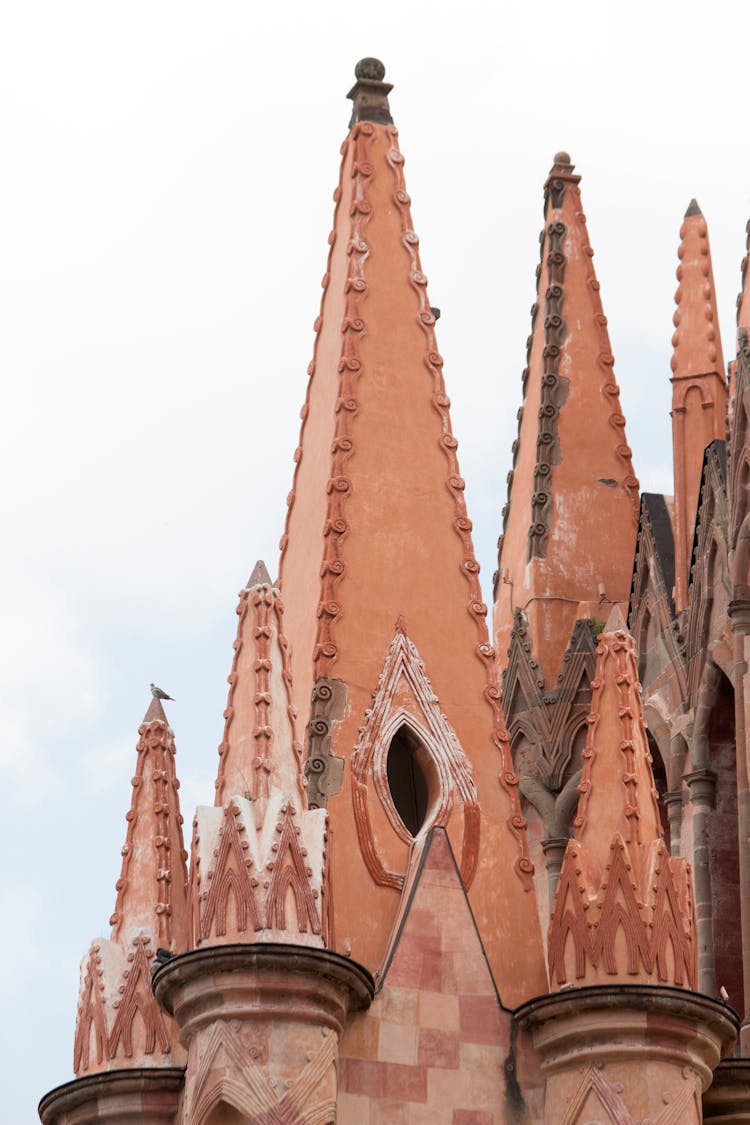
276, 60, 546, 1005
72, 696, 188, 1076
214, 561, 305, 814
671, 200, 726, 612
494, 153, 639, 686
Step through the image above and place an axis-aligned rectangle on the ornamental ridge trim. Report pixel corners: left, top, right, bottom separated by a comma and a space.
384, 127, 534, 889
309, 121, 375, 678
278, 130, 348, 566
529, 217, 569, 560
351, 623, 480, 890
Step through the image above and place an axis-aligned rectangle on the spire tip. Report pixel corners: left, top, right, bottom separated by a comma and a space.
348, 57, 393, 127
685, 198, 702, 217
247, 559, 273, 588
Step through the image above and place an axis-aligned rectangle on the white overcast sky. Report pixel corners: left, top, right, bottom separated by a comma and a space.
2, 2, 748, 1119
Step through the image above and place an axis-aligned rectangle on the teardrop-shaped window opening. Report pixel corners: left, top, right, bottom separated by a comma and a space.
386, 725, 432, 837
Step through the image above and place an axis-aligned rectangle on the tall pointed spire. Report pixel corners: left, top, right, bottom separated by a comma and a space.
276, 60, 546, 1005
214, 561, 305, 813
494, 152, 639, 686
547, 614, 696, 989
671, 200, 726, 612
72, 698, 188, 1076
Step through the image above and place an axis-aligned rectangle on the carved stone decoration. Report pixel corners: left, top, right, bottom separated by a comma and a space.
192, 794, 325, 949
155, 944, 373, 1125
562, 1063, 700, 1125
304, 677, 346, 809
351, 622, 480, 890
549, 834, 696, 988
73, 933, 174, 1074
107, 935, 171, 1062
187, 1014, 337, 1125
503, 610, 597, 794
547, 623, 698, 990
72, 944, 109, 1073
529, 218, 570, 560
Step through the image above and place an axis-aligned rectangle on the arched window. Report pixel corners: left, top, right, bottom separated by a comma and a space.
386, 725, 431, 837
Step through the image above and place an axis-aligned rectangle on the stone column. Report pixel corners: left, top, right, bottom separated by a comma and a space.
540, 835, 568, 907
685, 767, 718, 996
729, 598, 750, 1054
38, 1068, 184, 1125
153, 943, 373, 1124
663, 787, 685, 856
703, 1058, 750, 1122
516, 985, 738, 1125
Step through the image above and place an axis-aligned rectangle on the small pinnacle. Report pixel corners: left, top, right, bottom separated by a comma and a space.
685, 198, 702, 217
247, 559, 272, 588
143, 696, 168, 724
604, 604, 629, 634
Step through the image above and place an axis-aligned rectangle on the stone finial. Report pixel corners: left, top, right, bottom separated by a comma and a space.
547, 622, 697, 989
72, 699, 189, 1076
214, 567, 305, 812
347, 57, 393, 127
671, 201, 724, 379
544, 150, 581, 195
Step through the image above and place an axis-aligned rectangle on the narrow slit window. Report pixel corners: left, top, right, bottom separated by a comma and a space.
386, 725, 430, 836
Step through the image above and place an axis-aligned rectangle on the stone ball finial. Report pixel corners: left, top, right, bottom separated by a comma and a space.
554, 151, 571, 166
355, 58, 386, 82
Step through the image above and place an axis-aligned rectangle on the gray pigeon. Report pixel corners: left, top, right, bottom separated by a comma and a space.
150, 683, 174, 701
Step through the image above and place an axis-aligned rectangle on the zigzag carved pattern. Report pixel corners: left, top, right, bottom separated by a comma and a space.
190, 1014, 337, 1125
502, 611, 596, 793
73, 944, 109, 1072
199, 802, 321, 941
265, 805, 323, 934
107, 936, 171, 1060
548, 835, 696, 989
562, 1063, 699, 1125
201, 804, 262, 939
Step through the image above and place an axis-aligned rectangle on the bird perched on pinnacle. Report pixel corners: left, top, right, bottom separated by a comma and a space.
150, 683, 174, 701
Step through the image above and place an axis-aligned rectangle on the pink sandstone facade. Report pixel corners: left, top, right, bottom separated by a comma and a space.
40, 59, 750, 1122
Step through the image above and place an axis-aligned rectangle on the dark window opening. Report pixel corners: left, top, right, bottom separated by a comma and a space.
386, 725, 430, 837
